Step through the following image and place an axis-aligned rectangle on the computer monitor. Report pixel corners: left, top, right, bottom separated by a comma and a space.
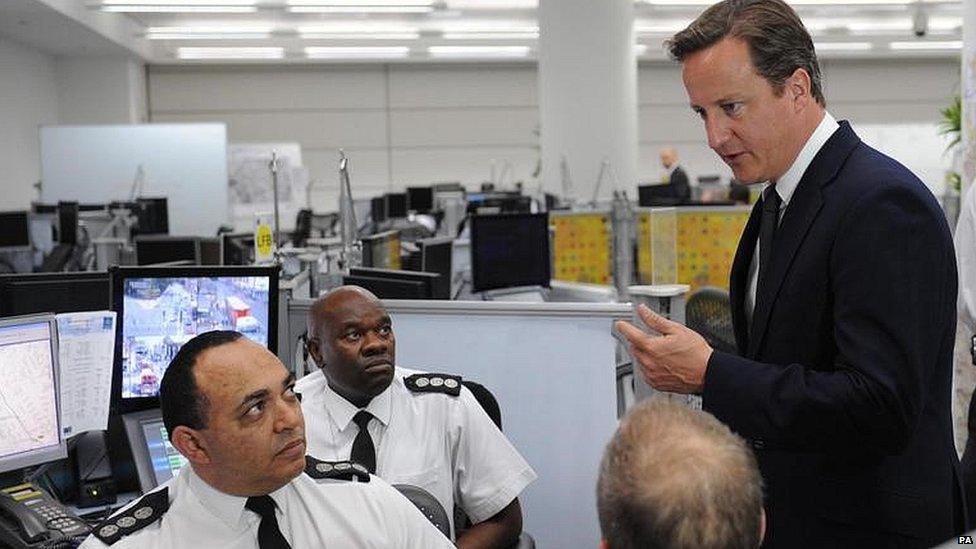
360, 231, 401, 270
470, 213, 551, 292
198, 238, 221, 266
342, 274, 430, 300
110, 265, 279, 413
0, 211, 31, 250
221, 233, 254, 266
370, 197, 387, 224
385, 193, 407, 219
133, 198, 169, 236
407, 187, 434, 213
135, 236, 200, 266
58, 202, 78, 245
0, 314, 66, 473
348, 268, 440, 300
0, 272, 110, 317
121, 409, 188, 493
638, 184, 681, 207
418, 237, 453, 300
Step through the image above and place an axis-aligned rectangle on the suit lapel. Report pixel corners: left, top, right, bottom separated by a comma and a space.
747, 121, 861, 358
730, 201, 762, 354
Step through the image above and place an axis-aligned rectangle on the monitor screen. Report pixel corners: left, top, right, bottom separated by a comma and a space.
111, 266, 279, 413
135, 237, 199, 266
360, 231, 401, 270
348, 268, 440, 300
0, 272, 110, 317
0, 211, 31, 249
419, 237, 453, 300
638, 184, 681, 207
134, 198, 169, 236
407, 187, 434, 213
122, 409, 189, 493
342, 275, 428, 300
0, 314, 65, 473
221, 233, 254, 266
470, 213, 551, 292
370, 197, 387, 224
386, 193, 407, 219
58, 202, 79, 245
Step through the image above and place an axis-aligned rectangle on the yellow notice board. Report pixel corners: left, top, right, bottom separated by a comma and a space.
638, 206, 750, 291
551, 212, 613, 285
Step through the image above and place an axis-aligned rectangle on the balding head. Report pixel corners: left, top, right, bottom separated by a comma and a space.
306, 286, 396, 408
660, 147, 678, 169
597, 400, 764, 549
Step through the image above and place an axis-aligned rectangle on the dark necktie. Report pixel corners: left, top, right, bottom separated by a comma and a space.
757, 185, 781, 293
351, 410, 376, 474
245, 495, 291, 549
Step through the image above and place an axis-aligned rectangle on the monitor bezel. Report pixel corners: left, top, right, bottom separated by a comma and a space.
110, 265, 280, 414
0, 313, 66, 474
470, 213, 551, 293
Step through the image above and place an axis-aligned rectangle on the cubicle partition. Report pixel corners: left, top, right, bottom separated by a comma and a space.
283, 298, 627, 548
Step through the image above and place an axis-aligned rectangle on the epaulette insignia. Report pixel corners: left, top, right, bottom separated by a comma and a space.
92, 487, 169, 546
304, 456, 370, 482
404, 373, 462, 396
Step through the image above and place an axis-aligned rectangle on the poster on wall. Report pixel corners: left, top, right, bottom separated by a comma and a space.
228, 143, 309, 232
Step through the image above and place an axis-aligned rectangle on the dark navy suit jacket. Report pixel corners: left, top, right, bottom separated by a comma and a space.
703, 122, 964, 547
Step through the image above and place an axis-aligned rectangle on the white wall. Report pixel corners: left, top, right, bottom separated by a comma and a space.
0, 36, 60, 210
149, 58, 959, 210
56, 56, 148, 125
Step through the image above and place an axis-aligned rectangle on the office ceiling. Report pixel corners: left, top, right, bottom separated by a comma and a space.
4, 0, 966, 63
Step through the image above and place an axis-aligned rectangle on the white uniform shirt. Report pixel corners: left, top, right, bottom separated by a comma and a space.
296, 367, 537, 537
78, 463, 453, 549
745, 111, 839, 320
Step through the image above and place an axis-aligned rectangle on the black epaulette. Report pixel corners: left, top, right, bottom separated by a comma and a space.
304, 456, 370, 482
404, 373, 462, 396
92, 487, 169, 546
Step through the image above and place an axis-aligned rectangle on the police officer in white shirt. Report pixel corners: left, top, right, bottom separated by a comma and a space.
79, 330, 453, 549
298, 286, 537, 548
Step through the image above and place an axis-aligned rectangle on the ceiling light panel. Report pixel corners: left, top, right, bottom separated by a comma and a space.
146, 26, 273, 39
889, 39, 962, 50
428, 45, 531, 58
177, 46, 285, 59
814, 41, 874, 50
298, 24, 420, 39
305, 46, 411, 58
287, 0, 433, 12
97, 0, 257, 11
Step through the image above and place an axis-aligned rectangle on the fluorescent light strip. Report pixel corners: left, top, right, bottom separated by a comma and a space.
146, 26, 272, 39
178, 47, 284, 59
889, 40, 962, 50
102, 5, 256, 11
443, 32, 538, 39
101, 0, 253, 4
289, 6, 433, 12
289, 0, 432, 4
428, 46, 530, 58
305, 46, 410, 58
636, 22, 690, 34
814, 41, 873, 51
298, 25, 420, 39
635, 44, 649, 55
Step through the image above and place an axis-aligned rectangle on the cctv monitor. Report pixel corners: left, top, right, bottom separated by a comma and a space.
0, 272, 110, 317
135, 236, 200, 266
407, 187, 434, 213
110, 265, 279, 413
638, 184, 681, 207
418, 237, 453, 299
370, 197, 387, 224
0, 314, 66, 473
385, 193, 408, 219
121, 409, 188, 493
0, 211, 31, 250
470, 213, 551, 292
133, 198, 169, 236
342, 274, 429, 300
348, 268, 440, 300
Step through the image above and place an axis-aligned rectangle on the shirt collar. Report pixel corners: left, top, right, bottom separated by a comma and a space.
316, 369, 394, 432
769, 111, 838, 206
185, 465, 250, 529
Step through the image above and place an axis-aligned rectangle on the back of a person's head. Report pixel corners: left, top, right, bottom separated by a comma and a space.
597, 400, 763, 549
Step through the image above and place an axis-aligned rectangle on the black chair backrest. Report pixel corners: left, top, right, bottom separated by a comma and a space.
685, 287, 737, 354
394, 484, 452, 539
462, 380, 501, 431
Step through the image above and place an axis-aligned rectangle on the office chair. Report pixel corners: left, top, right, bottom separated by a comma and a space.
685, 287, 737, 354
457, 380, 535, 549
393, 484, 452, 539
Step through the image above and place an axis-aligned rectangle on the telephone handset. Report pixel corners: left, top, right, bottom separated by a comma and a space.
0, 482, 89, 548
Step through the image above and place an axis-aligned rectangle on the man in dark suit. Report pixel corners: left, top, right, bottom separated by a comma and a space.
617, 0, 964, 547
660, 147, 692, 203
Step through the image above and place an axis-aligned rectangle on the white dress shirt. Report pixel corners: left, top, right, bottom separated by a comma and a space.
296, 366, 537, 539
78, 462, 453, 549
745, 112, 839, 320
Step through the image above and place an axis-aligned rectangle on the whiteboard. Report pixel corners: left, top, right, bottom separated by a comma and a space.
40, 124, 228, 236
284, 299, 626, 548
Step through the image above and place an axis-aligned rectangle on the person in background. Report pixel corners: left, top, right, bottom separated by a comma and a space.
660, 146, 692, 203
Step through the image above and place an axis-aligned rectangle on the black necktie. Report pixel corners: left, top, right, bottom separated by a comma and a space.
351, 410, 376, 474
245, 495, 291, 549
757, 185, 781, 293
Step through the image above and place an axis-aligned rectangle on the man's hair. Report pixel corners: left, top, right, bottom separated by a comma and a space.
667, 0, 825, 107
597, 400, 763, 549
159, 330, 244, 440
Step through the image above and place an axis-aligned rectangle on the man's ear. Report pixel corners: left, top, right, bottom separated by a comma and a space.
170, 425, 211, 465
758, 507, 767, 547
787, 67, 812, 108
306, 336, 324, 366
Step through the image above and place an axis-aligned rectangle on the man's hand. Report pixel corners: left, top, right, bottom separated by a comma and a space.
615, 304, 714, 394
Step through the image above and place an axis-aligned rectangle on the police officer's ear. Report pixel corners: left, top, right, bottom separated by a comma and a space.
305, 334, 325, 368
170, 425, 212, 465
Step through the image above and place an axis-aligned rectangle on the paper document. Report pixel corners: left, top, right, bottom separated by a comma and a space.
57, 311, 116, 437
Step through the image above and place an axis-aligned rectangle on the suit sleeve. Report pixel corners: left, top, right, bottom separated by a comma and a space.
702, 182, 955, 455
